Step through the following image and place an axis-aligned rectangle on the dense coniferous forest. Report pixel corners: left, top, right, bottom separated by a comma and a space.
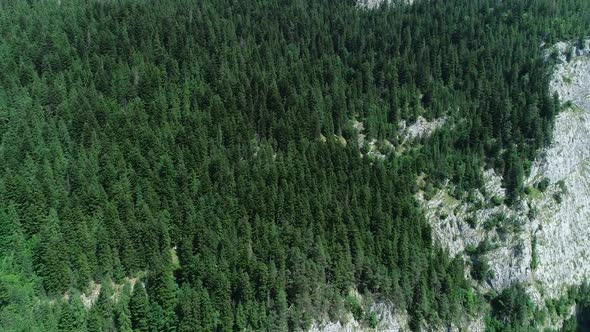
0, 0, 590, 330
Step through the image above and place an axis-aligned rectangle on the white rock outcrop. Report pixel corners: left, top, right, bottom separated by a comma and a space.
309, 302, 483, 332
351, 116, 446, 161
309, 303, 410, 332
352, 119, 389, 160
527, 40, 590, 299
399, 116, 447, 144
420, 40, 590, 311
417, 168, 534, 292
357, 0, 415, 9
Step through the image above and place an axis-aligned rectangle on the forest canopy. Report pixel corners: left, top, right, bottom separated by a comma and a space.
0, 0, 589, 330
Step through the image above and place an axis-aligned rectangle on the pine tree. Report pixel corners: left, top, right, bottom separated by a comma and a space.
36, 208, 70, 295
58, 296, 87, 331
146, 259, 177, 331
129, 283, 149, 332
177, 284, 200, 332
115, 283, 134, 332
95, 281, 115, 331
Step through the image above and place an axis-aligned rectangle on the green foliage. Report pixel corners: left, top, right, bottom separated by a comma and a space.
35, 209, 71, 295
345, 294, 364, 322
129, 284, 149, 332
466, 239, 494, 283
537, 177, 550, 192
505, 147, 525, 205
470, 257, 493, 283
491, 196, 504, 207
465, 214, 478, 229
483, 213, 507, 231
486, 285, 535, 331
0, 0, 588, 330
58, 295, 87, 332
366, 310, 378, 328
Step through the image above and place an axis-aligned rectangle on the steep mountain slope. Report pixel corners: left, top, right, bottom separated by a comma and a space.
2, 0, 590, 330
420, 40, 590, 328
529, 41, 590, 300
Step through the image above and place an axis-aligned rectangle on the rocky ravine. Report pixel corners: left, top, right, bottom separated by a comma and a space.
529, 40, 590, 299
420, 40, 590, 322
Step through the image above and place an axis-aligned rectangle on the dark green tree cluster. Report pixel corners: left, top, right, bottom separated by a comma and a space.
0, 0, 589, 330
485, 284, 536, 332
486, 282, 590, 331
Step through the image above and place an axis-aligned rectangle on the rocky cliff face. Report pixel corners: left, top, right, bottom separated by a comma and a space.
417, 168, 533, 293
528, 40, 590, 300
420, 40, 590, 324
312, 38, 590, 332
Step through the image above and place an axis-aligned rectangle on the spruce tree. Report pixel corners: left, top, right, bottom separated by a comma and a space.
37, 209, 70, 295
129, 284, 149, 332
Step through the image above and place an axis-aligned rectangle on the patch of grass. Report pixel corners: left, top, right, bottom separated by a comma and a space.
524, 186, 532, 195
170, 247, 180, 269
366, 311, 378, 328
442, 192, 459, 207
526, 186, 543, 200
491, 195, 504, 206
570, 104, 584, 114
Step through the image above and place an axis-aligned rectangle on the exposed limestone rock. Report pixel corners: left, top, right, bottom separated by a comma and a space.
309, 301, 483, 332
325, 38, 590, 332
309, 304, 409, 332
309, 315, 363, 332
309, 292, 410, 332
527, 41, 590, 299
80, 281, 102, 309
369, 303, 410, 331
417, 169, 533, 292
419, 40, 590, 327
352, 119, 388, 160
357, 0, 415, 10
78, 277, 139, 309
399, 116, 447, 144
351, 116, 445, 160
